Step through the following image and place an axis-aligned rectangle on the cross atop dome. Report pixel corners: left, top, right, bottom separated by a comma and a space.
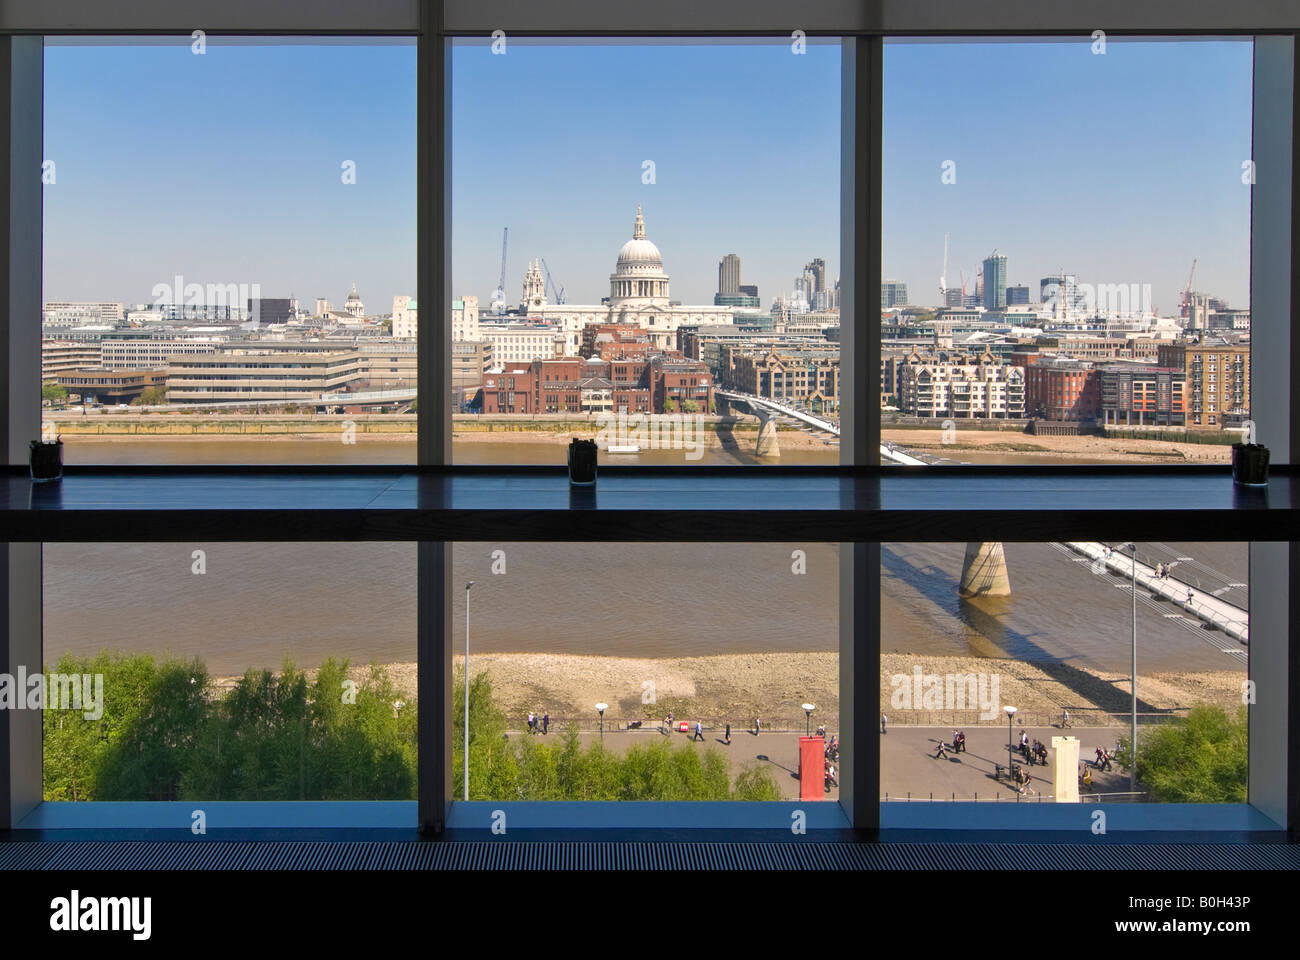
633, 204, 645, 240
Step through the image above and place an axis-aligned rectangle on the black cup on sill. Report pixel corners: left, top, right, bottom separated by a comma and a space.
30, 438, 64, 483
1231, 442, 1269, 487
567, 437, 597, 487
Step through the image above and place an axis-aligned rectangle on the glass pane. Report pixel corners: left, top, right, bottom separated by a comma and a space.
451, 38, 841, 466
451, 542, 839, 800
880, 540, 1248, 803
42, 37, 416, 465
882, 39, 1252, 465
42, 542, 416, 801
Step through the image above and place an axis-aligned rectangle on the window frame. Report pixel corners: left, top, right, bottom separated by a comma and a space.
0, 1, 1295, 841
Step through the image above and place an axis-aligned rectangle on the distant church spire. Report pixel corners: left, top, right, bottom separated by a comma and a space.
633, 204, 645, 240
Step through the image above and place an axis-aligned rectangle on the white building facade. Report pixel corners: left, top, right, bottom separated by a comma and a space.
899, 352, 1026, 419
523, 207, 734, 354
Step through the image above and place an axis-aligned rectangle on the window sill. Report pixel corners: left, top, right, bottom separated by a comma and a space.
3, 465, 1295, 542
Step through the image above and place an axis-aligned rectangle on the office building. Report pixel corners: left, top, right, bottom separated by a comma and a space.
982, 253, 1008, 310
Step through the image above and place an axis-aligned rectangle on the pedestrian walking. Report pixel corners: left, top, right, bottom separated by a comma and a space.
754, 717, 760, 736
694, 721, 704, 742
542, 711, 549, 735
1061, 709, 1070, 729
881, 713, 888, 735
725, 722, 731, 744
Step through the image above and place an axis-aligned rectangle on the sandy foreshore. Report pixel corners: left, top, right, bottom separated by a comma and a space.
882, 427, 1231, 462
224, 652, 1244, 729
49, 416, 840, 451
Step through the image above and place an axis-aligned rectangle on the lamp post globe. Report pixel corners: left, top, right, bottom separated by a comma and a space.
802, 703, 816, 738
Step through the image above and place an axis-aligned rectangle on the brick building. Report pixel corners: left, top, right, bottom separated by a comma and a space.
1024, 358, 1100, 421
479, 352, 708, 415
1157, 341, 1250, 430
1098, 364, 1186, 427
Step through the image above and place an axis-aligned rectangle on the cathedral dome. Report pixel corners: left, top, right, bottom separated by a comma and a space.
614, 205, 664, 272
609, 205, 670, 304
616, 237, 663, 267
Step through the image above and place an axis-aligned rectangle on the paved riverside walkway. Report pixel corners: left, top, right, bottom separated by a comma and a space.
880, 724, 1130, 801
1064, 542, 1249, 644
502, 724, 1134, 802
507, 726, 838, 801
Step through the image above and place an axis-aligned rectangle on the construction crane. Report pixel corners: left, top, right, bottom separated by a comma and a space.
1180, 258, 1198, 319
939, 233, 949, 301
539, 257, 566, 305
491, 227, 509, 317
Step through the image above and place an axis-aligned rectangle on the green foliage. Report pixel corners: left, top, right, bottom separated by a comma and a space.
451, 671, 781, 801
681, 399, 700, 414
45, 655, 778, 803
43, 651, 209, 801
44, 653, 415, 802
1117, 704, 1247, 803
732, 762, 785, 801
452, 668, 518, 800
183, 659, 416, 800
663, 398, 678, 413
42, 382, 68, 403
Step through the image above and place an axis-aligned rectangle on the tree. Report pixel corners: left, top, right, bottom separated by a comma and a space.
42, 382, 67, 404
663, 398, 678, 414
137, 386, 166, 405
42, 652, 211, 802
1116, 704, 1247, 803
681, 399, 700, 414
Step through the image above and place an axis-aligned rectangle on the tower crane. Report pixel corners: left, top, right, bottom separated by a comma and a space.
539, 257, 566, 305
939, 233, 949, 301
1180, 258, 1198, 319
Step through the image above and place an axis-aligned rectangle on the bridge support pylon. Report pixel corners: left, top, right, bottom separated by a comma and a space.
958, 541, 1011, 597
754, 411, 780, 458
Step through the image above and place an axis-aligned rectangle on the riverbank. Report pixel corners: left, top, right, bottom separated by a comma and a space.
881, 427, 1231, 462
221, 652, 1244, 729
46, 412, 840, 451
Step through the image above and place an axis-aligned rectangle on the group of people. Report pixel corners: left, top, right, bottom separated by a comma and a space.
825, 734, 840, 762
661, 712, 710, 742
1093, 746, 1114, 771
932, 731, 969, 759
1017, 731, 1048, 766
526, 710, 549, 735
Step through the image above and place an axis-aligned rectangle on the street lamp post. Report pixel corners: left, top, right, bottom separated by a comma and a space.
802, 703, 816, 738
464, 581, 473, 802
1004, 705, 1018, 787
596, 703, 608, 743
1119, 543, 1139, 791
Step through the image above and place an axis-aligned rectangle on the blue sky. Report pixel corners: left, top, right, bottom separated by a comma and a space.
883, 38, 1253, 311
43, 36, 1251, 313
43, 39, 418, 310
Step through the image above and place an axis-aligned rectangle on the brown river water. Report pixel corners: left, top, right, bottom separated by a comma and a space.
42, 439, 1247, 676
